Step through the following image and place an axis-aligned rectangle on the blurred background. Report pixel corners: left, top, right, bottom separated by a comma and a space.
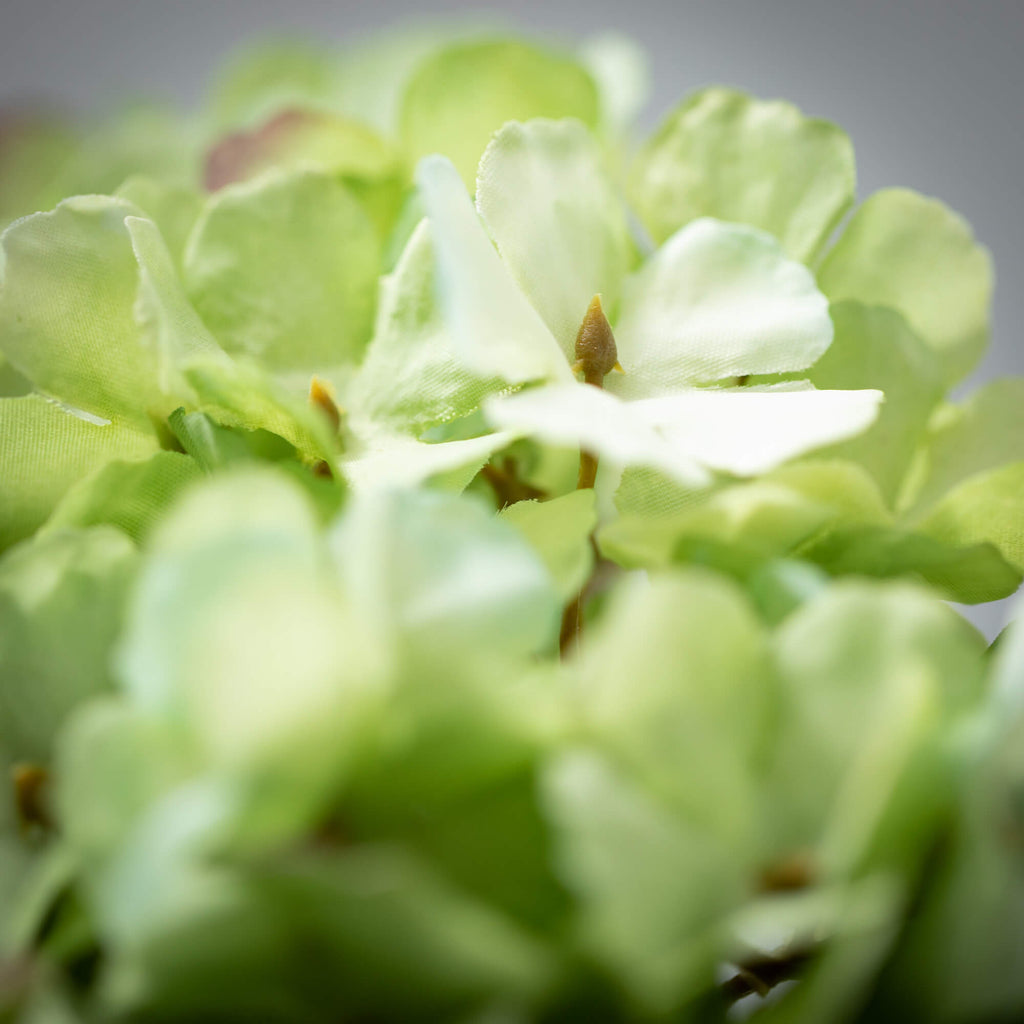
1, 0, 1022, 631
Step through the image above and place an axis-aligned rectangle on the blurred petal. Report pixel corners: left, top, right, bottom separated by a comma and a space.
629, 87, 855, 261
476, 118, 634, 360
610, 219, 833, 395
818, 188, 993, 386
416, 155, 570, 385
400, 38, 600, 187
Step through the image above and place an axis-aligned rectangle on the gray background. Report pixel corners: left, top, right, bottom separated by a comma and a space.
1, 0, 1022, 631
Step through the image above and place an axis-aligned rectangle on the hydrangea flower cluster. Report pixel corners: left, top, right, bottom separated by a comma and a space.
1, 26, 1023, 1023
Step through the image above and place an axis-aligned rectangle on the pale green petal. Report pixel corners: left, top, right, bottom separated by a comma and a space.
771, 581, 985, 857
499, 490, 596, 601
0, 395, 158, 549
629, 87, 855, 261
609, 219, 834, 394
483, 384, 711, 487
184, 168, 380, 373
601, 460, 887, 570
41, 452, 203, 544
807, 302, 945, 503
577, 571, 772, 846
331, 488, 560, 659
632, 384, 882, 476
400, 39, 600, 187
475, 119, 634, 359
116, 176, 204, 269
351, 219, 502, 433
0, 197, 164, 424
579, 33, 650, 137
203, 109, 406, 239
542, 750, 741, 1012
342, 429, 516, 493
0, 526, 138, 761
902, 378, 1024, 517
416, 155, 571, 385
818, 188, 993, 385
916, 462, 1024, 574
0, 113, 78, 228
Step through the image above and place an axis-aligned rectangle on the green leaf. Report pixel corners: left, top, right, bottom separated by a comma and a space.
498, 490, 596, 602
0, 527, 138, 762
916, 462, 1024, 575
629, 87, 855, 261
184, 168, 380, 374
400, 39, 600, 188
351, 219, 502, 434
41, 452, 202, 544
0, 396, 158, 549
475, 118, 634, 359
806, 302, 945, 503
818, 188, 993, 385
415, 155, 571, 386
0, 197, 166, 424
609, 220, 834, 396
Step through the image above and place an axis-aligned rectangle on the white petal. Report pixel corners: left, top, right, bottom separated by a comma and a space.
609, 219, 833, 397
475, 118, 633, 359
632, 385, 883, 476
415, 154, 570, 385
484, 384, 710, 487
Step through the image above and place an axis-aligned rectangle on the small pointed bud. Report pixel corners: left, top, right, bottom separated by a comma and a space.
573, 295, 620, 386
309, 376, 341, 434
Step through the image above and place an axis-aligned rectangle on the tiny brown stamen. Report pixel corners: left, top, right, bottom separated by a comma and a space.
12, 763, 50, 831
309, 376, 342, 435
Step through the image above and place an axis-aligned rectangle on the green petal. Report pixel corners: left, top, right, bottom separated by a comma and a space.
483, 384, 711, 487
578, 571, 772, 845
475, 119, 634, 360
0, 197, 167, 424
330, 488, 560, 659
804, 523, 1022, 604
351, 219, 503, 434
184, 168, 380, 374
204, 109, 406, 238
771, 581, 985, 860
806, 302, 945, 503
629, 87, 855, 261
116, 176, 204, 270
498, 490, 597, 602
609, 219, 834, 395
0, 112, 78, 228
632, 384, 882, 476
400, 38, 600, 188
916, 462, 1024, 575
0, 395, 158, 549
42, 451, 203, 544
818, 189, 993, 385
902, 378, 1024, 517
542, 750, 742, 1012
415, 155, 571, 385
0, 526, 138, 762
